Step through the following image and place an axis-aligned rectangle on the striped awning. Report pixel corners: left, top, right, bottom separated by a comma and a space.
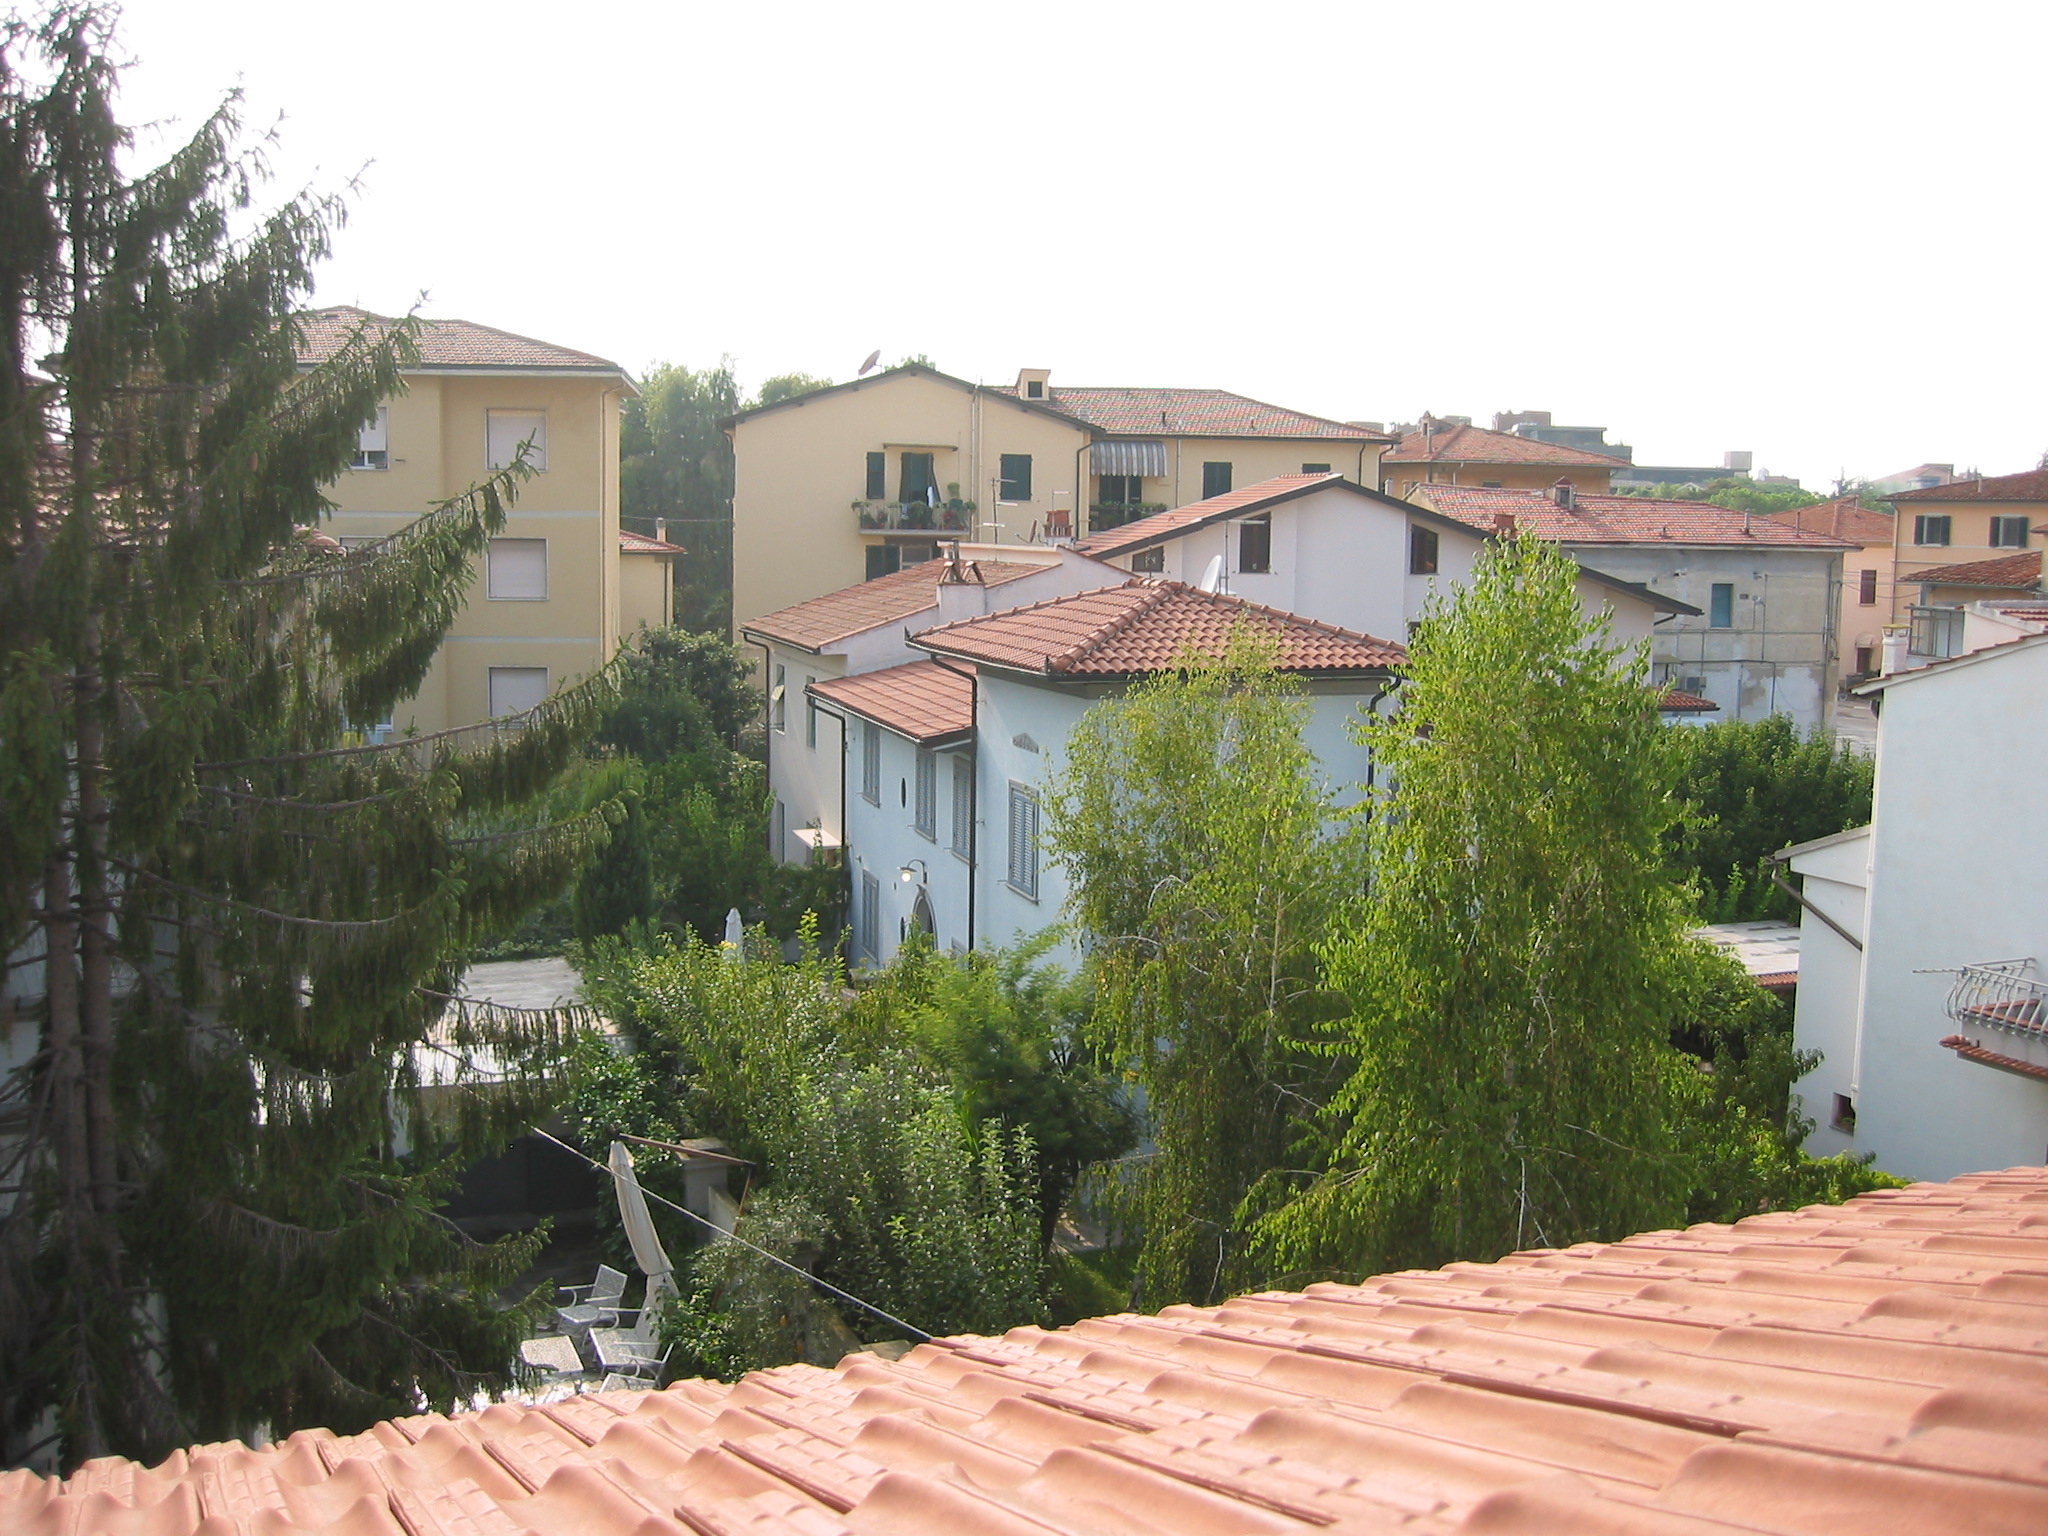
1091, 440, 1168, 477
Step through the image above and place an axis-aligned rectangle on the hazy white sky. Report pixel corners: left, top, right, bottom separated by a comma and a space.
108, 0, 2044, 491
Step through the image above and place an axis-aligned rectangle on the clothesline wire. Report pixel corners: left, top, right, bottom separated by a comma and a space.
528, 1126, 933, 1343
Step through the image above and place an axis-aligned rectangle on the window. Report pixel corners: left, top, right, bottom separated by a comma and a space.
1238, 514, 1271, 574
859, 871, 881, 962
1480, 479, 1503, 488
1991, 514, 2031, 548
951, 756, 972, 857
486, 538, 548, 600
914, 750, 937, 838
1830, 1094, 1856, 1134
488, 666, 548, 718
772, 664, 787, 733
1709, 583, 1735, 629
865, 544, 902, 581
1024, 379, 1045, 399
999, 454, 1033, 500
1858, 567, 1878, 605
1098, 474, 1146, 505
865, 451, 887, 500
805, 678, 817, 748
1130, 546, 1165, 573
1409, 525, 1439, 575
1854, 645, 1874, 675
898, 451, 936, 506
1913, 514, 1951, 547
1202, 462, 1232, 499
350, 406, 389, 470
1005, 784, 1039, 899
1301, 462, 1331, 475
861, 721, 881, 804
1909, 604, 1963, 659
486, 409, 547, 472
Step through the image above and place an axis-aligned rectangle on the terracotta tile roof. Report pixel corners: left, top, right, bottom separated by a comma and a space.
20, 1169, 2048, 1535
1385, 420, 1630, 468
1658, 688, 1720, 712
1764, 496, 1897, 545
619, 530, 687, 555
1892, 468, 2048, 502
807, 661, 972, 743
1072, 473, 1341, 558
1915, 550, 2042, 590
295, 306, 624, 373
997, 384, 1391, 441
1416, 485, 1859, 549
741, 559, 1048, 652
914, 579, 1405, 677
1991, 601, 2048, 625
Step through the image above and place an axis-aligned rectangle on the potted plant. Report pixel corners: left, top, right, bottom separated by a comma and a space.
903, 501, 933, 530
854, 500, 886, 529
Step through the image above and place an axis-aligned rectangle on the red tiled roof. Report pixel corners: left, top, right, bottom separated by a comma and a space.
1658, 688, 1720, 712
1385, 420, 1629, 468
807, 661, 972, 743
1072, 473, 1340, 558
1764, 496, 1897, 545
1892, 468, 2048, 502
741, 559, 1049, 651
295, 306, 624, 372
997, 384, 1390, 441
1415, 484, 1859, 549
1991, 601, 2048, 625
17, 1169, 2048, 1535
915, 579, 1405, 677
619, 530, 686, 555
1916, 549, 2042, 590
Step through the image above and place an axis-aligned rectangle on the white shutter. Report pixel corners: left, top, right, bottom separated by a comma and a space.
487, 410, 548, 471
914, 750, 937, 837
951, 756, 972, 856
488, 666, 549, 718
487, 538, 548, 600
352, 406, 389, 468
1006, 785, 1038, 897
862, 722, 881, 803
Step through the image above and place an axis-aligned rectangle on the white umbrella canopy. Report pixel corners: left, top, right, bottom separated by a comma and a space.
723, 907, 744, 960
607, 1140, 673, 1282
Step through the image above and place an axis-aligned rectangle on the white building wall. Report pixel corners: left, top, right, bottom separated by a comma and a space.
1784, 829, 1871, 1158
1804, 640, 2048, 1179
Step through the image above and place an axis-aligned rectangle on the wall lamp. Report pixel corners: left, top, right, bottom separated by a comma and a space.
898, 859, 928, 885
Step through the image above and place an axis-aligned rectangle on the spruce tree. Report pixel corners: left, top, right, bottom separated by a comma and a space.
0, 6, 615, 1466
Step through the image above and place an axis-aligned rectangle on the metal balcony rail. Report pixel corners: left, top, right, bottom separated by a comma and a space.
1945, 960, 2046, 1039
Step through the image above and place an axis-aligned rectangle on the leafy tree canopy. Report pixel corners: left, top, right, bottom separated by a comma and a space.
754, 372, 833, 408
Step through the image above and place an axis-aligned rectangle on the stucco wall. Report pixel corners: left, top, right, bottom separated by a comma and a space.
1888, 498, 2047, 623
1785, 829, 1872, 1159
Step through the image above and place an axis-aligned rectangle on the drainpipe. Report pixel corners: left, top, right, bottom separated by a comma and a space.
926, 654, 979, 950
1073, 438, 1093, 539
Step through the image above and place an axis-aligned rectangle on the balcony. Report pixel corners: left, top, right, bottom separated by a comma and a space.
1946, 961, 2047, 1038
854, 499, 975, 536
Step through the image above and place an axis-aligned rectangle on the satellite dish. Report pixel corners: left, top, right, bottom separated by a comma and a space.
857, 349, 882, 376
1196, 554, 1225, 593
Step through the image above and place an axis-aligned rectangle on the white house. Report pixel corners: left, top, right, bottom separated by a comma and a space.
1072, 473, 1694, 647
740, 546, 1121, 866
818, 579, 1405, 968
1783, 631, 2048, 1180
1407, 482, 1853, 732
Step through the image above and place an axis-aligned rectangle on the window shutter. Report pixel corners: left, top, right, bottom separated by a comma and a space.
866, 451, 887, 499
1858, 567, 1878, 605
1202, 462, 1232, 499
487, 410, 548, 471
488, 666, 549, 718
487, 538, 548, 600
952, 757, 972, 855
1000, 454, 1032, 500
862, 722, 881, 803
914, 750, 937, 837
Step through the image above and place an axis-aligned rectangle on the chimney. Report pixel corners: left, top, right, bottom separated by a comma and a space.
1881, 627, 1911, 676
654, 517, 667, 544
1492, 511, 1517, 538
1552, 478, 1575, 510
934, 547, 992, 625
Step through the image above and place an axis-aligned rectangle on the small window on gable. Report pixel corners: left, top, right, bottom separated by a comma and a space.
1238, 514, 1271, 574
999, 454, 1033, 500
1301, 462, 1331, 475
486, 410, 547, 472
1481, 479, 1503, 488
1202, 462, 1233, 499
1409, 525, 1439, 575
865, 451, 887, 500
351, 406, 389, 470
1025, 379, 1045, 399
1991, 514, 2031, 548
487, 538, 548, 600
1130, 546, 1165, 574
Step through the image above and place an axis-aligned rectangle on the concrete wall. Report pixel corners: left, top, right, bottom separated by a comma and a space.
619, 553, 674, 636
1785, 829, 1871, 1159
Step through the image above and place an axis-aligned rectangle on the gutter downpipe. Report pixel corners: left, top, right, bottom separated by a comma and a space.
926, 653, 979, 950
1074, 437, 1094, 540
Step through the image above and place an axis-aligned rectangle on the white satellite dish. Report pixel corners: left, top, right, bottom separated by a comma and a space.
857, 349, 882, 376
1196, 554, 1225, 593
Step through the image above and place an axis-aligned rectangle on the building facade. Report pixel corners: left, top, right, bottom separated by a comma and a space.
1381, 416, 1627, 495
1763, 497, 1899, 678
1887, 468, 2048, 627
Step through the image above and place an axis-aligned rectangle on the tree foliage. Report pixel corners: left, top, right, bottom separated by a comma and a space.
1046, 629, 1366, 1307
0, 8, 613, 1466
1665, 714, 1873, 921
1619, 477, 1822, 516
1256, 539, 1693, 1280
620, 363, 741, 632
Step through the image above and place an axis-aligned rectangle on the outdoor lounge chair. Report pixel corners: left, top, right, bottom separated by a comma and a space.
590, 1274, 673, 1380
555, 1264, 629, 1333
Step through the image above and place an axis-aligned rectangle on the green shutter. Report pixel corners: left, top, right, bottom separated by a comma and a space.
866, 451, 886, 499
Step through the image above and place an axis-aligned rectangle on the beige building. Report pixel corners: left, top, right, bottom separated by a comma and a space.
298, 308, 641, 733
1887, 468, 2048, 623
726, 364, 1391, 629
1380, 415, 1628, 495
1764, 497, 1899, 677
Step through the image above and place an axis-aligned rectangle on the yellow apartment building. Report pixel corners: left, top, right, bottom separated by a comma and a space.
1888, 469, 2048, 624
1765, 497, 1899, 677
298, 308, 641, 733
726, 364, 1392, 629
1379, 416, 1627, 495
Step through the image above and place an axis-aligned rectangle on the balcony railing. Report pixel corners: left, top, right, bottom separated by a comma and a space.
1945, 960, 2046, 1039
853, 500, 975, 535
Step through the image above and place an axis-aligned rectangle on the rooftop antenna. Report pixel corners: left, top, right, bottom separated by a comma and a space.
857, 349, 882, 376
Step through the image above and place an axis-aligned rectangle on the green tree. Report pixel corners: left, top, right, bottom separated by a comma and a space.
572, 790, 656, 943
1257, 538, 1692, 1280
754, 372, 833, 408
1045, 629, 1365, 1307
620, 362, 740, 632
0, 6, 613, 1466
1665, 715, 1873, 920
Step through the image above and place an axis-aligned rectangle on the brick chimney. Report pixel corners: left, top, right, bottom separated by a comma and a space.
1492, 511, 1517, 538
